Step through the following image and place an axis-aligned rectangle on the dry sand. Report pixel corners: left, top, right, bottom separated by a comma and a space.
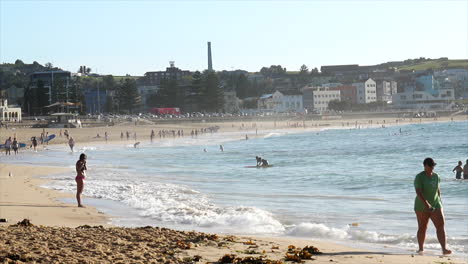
0, 115, 466, 263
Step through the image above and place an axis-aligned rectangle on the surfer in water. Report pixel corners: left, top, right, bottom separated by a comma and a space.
256, 156, 262, 166
261, 159, 269, 166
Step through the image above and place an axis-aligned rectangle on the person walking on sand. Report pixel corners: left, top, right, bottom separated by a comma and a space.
12, 137, 18, 155
31, 136, 38, 151
4, 137, 12, 155
68, 136, 75, 152
414, 158, 452, 255
463, 159, 468, 180
75, 153, 87, 207
452, 161, 463, 180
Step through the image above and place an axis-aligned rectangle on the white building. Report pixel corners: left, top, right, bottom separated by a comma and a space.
0, 99, 22, 122
392, 89, 455, 109
258, 91, 303, 112
302, 87, 340, 112
353, 78, 377, 104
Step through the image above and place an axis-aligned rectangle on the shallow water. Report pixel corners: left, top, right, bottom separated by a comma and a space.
5, 121, 468, 256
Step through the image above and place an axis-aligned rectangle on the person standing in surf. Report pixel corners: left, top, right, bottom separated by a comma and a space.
414, 157, 451, 255
75, 153, 87, 207
452, 161, 463, 180
463, 159, 468, 180
68, 136, 75, 152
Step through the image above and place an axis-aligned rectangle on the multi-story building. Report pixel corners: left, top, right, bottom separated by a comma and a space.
376, 80, 397, 102
258, 91, 303, 112
83, 88, 107, 114
330, 85, 357, 103
29, 71, 72, 104
302, 86, 340, 112
144, 62, 191, 86
353, 78, 377, 104
392, 74, 455, 109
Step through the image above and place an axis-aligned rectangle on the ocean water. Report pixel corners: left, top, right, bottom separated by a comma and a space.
5, 121, 468, 256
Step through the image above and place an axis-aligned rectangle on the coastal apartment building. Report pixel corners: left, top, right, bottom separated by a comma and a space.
144, 62, 191, 86
352, 78, 377, 104
376, 80, 397, 103
393, 74, 455, 109
302, 86, 341, 112
258, 90, 303, 113
29, 71, 72, 104
330, 85, 357, 103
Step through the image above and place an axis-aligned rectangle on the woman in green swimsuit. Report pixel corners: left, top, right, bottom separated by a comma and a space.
414, 157, 451, 255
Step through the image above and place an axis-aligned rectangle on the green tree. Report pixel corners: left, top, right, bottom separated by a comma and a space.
202, 71, 223, 112
235, 73, 250, 99
117, 78, 140, 113
184, 71, 203, 111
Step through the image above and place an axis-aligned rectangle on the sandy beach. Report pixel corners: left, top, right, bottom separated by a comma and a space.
0, 115, 466, 263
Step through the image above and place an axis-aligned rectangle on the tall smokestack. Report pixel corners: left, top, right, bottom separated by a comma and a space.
207, 41, 213, 71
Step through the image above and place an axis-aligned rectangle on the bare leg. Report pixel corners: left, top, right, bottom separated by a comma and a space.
430, 208, 452, 255
76, 178, 84, 207
415, 211, 431, 253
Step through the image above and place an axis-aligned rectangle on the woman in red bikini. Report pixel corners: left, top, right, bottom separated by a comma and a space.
75, 153, 87, 207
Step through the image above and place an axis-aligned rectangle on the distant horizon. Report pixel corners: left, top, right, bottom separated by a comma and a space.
1, 1, 467, 75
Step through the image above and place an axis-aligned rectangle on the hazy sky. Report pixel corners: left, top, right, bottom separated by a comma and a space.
1, 0, 467, 76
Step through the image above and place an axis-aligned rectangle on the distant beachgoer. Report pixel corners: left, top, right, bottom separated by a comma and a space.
203, 148, 207, 152
31, 137, 38, 151
75, 153, 87, 207
150, 130, 155, 142
220, 145, 224, 152
68, 137, 75, 152
256, 156, 262, 166
261, 159, 269, 166
4, 137, 12, 155
104, 132, 108, 142
12, 138, 18, 155
245, 134, 249, 140
452, 161, 463, 179
120, 132, 124, 139
59, 129, 63, 137
464, 159, 468, 180
414, 158, 451, 255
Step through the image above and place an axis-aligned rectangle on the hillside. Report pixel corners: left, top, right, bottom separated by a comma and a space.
394, 59, 468, 71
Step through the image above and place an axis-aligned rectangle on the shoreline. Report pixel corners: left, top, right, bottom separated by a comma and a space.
1, 117, 466, 263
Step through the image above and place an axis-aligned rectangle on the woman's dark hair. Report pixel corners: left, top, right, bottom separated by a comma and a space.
79, 153, 87, 160
423, 157, 436, 167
